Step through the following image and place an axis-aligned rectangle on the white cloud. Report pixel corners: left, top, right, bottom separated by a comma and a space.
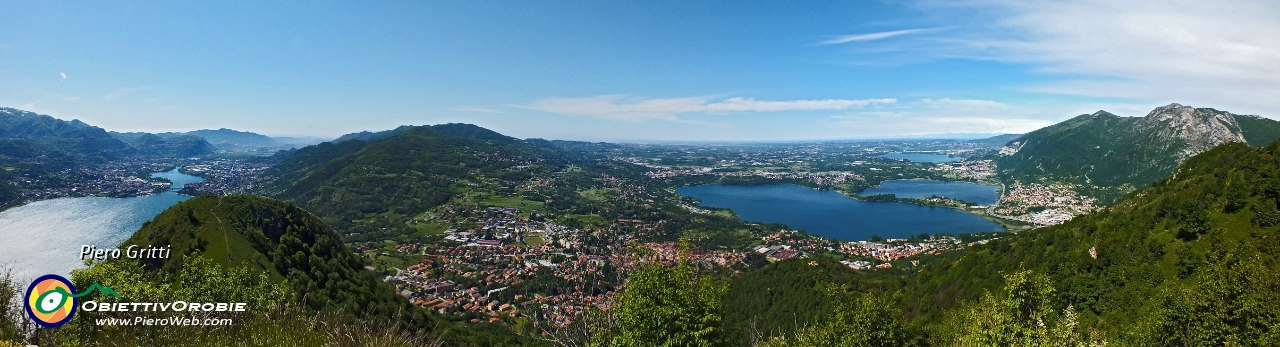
818, 28, 942, 45
523, 95, 897, 121
59, 73, 67, 80
922, 0, 1280, 117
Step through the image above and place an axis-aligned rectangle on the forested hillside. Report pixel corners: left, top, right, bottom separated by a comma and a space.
994, 104, 1280, 203
115, 133, 216, 157
0, 107, 134, 161
256, 125, 581, 235
25, 195, 538, 346
904, 140, 1280, 345
590, 138, 1280, 346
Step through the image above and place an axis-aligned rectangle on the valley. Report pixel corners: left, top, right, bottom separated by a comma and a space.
3, 103, 1280, 346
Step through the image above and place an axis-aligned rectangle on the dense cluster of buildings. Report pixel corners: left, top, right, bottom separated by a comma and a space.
12, 158, 276, 203
756, 230, 976, 269
992, 182, 1098, 225
835, 238, 963, 262
933, 160, 996, 180
15, 160, 170, 200
751, 245, 802, 261
385, 206, 624, 327
640, 241, 748, 267
178, 159, 272, 196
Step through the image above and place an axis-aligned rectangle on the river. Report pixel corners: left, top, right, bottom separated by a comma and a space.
676, 184, 1003, 241
0, 168, 204, 280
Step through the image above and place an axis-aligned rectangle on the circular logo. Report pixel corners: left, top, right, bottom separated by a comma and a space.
25, 274, 78, 328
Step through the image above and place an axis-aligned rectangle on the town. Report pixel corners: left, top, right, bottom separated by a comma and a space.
10, 159, 173, 201
177, 159, 272, 196
377, 201, 997, 326
989, 181, 1099, 225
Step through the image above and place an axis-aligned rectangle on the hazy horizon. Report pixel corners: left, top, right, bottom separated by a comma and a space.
3, 104, 1026, 143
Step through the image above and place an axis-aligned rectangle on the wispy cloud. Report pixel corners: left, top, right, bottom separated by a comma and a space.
818, 28, 942, 45
818, 97, 1081, 137
59, 73, 67, 81
830, 111, 902, 120
522, 95, 897, 121
102, 88, 144, 101
917, 98, 1010, 109
450, 106, 505, 114
17, 94, 82, 111
909, 0, 1280, 116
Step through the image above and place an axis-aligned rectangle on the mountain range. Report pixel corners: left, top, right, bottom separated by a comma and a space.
0, 107, 137, 161
0, 107, 328, 163
112, 128, 325, 153
994, 103, 1280, 202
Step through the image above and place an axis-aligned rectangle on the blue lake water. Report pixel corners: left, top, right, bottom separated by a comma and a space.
879, 152, 964, 162
860, 180, 1000, 205
676, 184, 1004, 241
0, 168, 204, 280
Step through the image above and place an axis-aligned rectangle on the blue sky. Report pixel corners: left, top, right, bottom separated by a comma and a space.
2, 1, 1277, 141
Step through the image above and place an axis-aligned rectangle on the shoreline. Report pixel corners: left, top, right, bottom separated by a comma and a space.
0, 167, 204, 214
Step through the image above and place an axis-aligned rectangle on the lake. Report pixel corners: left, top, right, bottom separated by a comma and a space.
879, 152, 964, 162
0, 168, 204, 280
676, 184, 1004, 241
860, 180, 1000, 205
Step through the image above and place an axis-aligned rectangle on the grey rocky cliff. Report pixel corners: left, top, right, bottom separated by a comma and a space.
1135, 103, 1247, 162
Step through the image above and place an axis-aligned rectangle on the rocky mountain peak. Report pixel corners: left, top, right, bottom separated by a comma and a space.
1137, 103, 1246, 161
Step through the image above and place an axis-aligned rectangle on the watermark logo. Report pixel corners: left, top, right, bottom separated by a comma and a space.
24, 274, 119, 328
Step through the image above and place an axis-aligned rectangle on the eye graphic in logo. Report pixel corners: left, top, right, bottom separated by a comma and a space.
25, 274, 78, 328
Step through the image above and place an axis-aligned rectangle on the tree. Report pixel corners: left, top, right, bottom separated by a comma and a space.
786, 286, 917, 347
946, 269, 1099, 347
1252, 198, 1280, 228
597, 240, 728, 347
1134, 253, 1280, 346
1223, 171, 1250, 213
0, 268, 27, 344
